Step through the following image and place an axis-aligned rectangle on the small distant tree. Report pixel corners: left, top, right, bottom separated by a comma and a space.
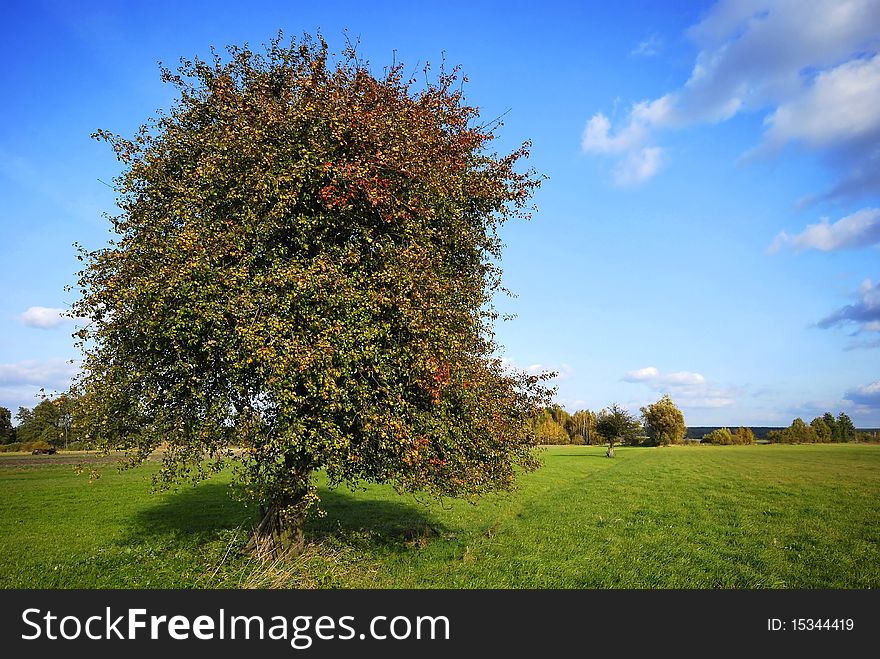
765, 428, 785, 443
52, 394, 75, 449
787, 418, 818, 444
534, 415, 569, 444
566, 409, 597, 445
15, 404, 48, 444
810, 417, 832, 443
15, 407, 33, 426
734, 426, 756, 445
596, 404, 640, 457
640, 394, 687, 446
0, 407, 14, 444
836, 412, 856, 443
702, 427, 733, 445
823, 412, 839, 441
16, 398, 74, 447
546, 404, 572, 430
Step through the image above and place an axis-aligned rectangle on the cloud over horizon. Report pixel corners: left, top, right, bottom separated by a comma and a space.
844, 380, 880, 409
0, 358, 81, 412
622, 365, 738, 408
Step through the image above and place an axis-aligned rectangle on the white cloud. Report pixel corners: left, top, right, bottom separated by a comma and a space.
632, 34, 663, 57
581, 96, 673, 185
581, 0, 880, 195
817, 278, 880, 334
623, 366, 706, 387
613, 147, 664, 185
0, 359, 80, 388
761, 55, 880, 150
581, 112, 646, 155
525, 362, 574, 380
19, 306, 82, 329
844, 381, 880, 408
623, 366, 660, 381
770, 208, 880, 252
500, 357, 574, 381
622, 365, 737, 408
0, 359, 80, 412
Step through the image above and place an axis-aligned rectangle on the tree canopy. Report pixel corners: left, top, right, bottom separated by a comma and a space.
71, 34, 551, 555
640, 394, 686, 446
734, 426, 756, 445
701, 427, 733, 445
596, 404, 640, 456
0, 407, 13, 444
14, 398, 73, 447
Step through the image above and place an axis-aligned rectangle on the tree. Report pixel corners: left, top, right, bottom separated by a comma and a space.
545, 404, 571, 428
71, 34, 551, 557
534, 415, 569, 444
701, 427, 733, 445
640, 394, 686, 446
823, 412, 838, 441
15, 397, 63, 446
734, 426, 756, 445
765, 428, 785, 443
16, 407, 33, 427
836, 412, 856, 443
787, 418, 818, 444
0, 407, 14, 444
596, 404, 640, 457
52, 394, 75, 449
810, 417, 832, 443
566, 409, 597, 445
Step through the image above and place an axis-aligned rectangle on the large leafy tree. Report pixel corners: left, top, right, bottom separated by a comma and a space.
640, 394, 686, 446
71, 35, 551, 556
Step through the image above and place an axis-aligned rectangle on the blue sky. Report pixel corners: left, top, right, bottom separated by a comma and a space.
1, 0, 878, 426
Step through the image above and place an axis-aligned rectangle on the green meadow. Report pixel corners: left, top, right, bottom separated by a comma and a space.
1, 444, 877, 588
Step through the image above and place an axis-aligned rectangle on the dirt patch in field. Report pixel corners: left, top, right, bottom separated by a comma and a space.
0, 452, 164, 469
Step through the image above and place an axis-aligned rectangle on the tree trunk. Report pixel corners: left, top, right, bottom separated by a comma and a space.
606, 441, 615, 458
244, 499, 308, 559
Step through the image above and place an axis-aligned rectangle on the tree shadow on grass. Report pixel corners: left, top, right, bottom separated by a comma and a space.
307, 488, 447, 552
122, 482, 253, 548
121, 481, 446, 554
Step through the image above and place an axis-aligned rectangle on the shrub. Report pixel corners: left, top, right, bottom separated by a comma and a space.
702, 428, 733, 445
734, 427, 756, 445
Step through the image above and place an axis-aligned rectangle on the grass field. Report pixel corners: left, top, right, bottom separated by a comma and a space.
0, 444, 878, 588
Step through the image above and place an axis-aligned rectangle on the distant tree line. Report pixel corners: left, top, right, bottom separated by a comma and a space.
0, 395, 82, 452
531, 402, 871, 449
766, 412, 857, 444
687, 426, 778, 440
1, 394, 872, 455
531, 395, 689, 452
